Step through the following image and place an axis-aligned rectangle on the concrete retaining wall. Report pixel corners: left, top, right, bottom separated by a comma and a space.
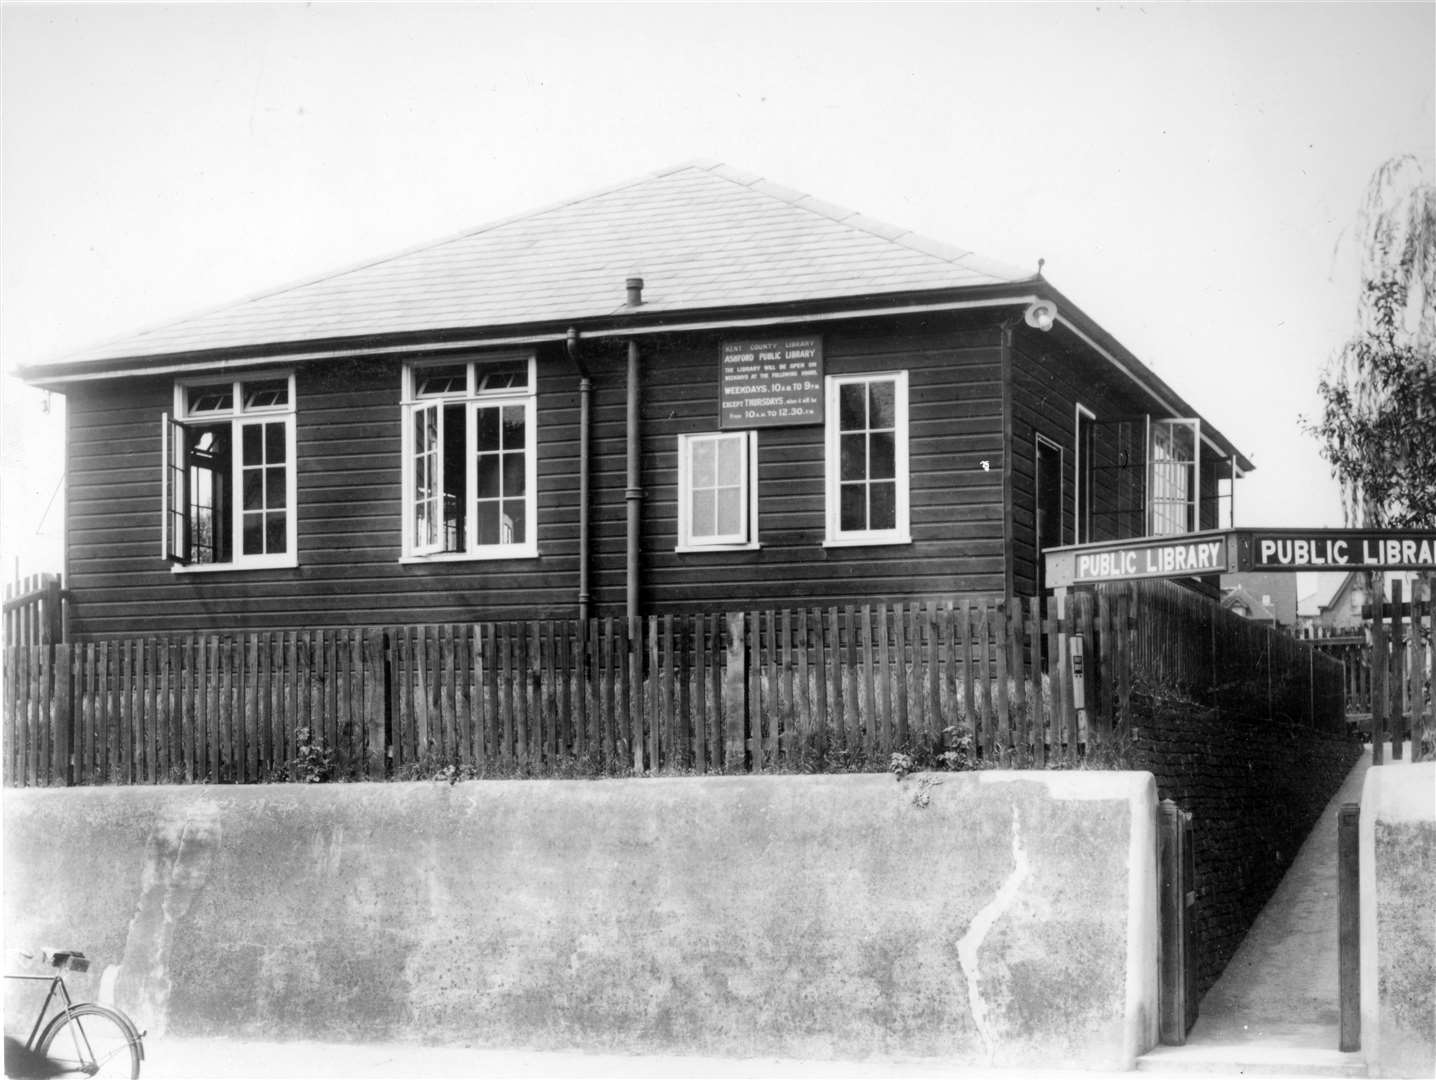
1360, 762, 1435, 1079
4, 772, 1158, 1068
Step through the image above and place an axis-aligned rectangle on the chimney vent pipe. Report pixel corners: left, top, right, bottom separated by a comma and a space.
626, 277, 644, 306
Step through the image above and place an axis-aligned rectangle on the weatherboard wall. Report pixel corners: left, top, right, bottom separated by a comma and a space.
61, 313, 1032, 638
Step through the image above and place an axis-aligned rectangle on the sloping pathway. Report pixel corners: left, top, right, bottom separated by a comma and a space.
1138, 748, 1374, 1077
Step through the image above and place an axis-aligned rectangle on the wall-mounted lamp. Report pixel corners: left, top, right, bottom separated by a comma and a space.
1023, 299, 1058, 332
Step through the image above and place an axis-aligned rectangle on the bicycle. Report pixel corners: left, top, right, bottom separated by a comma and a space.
4, 949, 145, 1078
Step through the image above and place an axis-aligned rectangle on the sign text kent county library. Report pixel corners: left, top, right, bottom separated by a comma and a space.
719, 337, 823, 429
1051, 528, 1436, 588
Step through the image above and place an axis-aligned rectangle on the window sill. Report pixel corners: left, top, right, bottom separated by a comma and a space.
822, 534, 913, 549
171, 557, 299, 574
400, 546, 539, 564
675, 541, 761, 554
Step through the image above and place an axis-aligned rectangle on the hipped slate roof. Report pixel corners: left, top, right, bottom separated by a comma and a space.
36, 160, 1036, 370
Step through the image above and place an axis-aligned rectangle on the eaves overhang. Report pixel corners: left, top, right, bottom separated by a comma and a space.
16, 277, 1254, 475
1037, 282, 1256, 475
15, 282, 1040, 387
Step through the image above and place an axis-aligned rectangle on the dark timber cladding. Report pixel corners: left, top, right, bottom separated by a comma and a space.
62, 312, 1016, 638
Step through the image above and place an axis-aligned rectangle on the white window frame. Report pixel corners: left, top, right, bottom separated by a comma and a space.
676, 431, 759, 552
1148, 417, 1201, 537
1074, 404, 1096, 544
824, 370, 911, 547
165, 371, 298, 573
400, 353, 539, 562
1034, 432, 1066, 551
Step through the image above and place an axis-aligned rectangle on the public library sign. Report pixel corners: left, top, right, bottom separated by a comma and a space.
1045, 528, 1436, 589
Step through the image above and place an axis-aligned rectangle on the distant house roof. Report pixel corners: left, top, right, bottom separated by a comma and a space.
15, 160, 1255, 470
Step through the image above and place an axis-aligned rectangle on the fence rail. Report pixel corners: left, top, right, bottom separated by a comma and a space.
4, 584, 1348, 786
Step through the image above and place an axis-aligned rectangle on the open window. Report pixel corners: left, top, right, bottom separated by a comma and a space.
162, 373, 296, 569
401, 355, 538, 561
1148, 418, 1199, 536
677, 431, 758, 551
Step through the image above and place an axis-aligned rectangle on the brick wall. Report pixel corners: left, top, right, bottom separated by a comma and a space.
1129, 690, 1363, 997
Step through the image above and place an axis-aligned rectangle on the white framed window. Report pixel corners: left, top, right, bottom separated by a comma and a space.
162, 371, 297, 570
400, 354, 538, 561
1074, 404, 1096, 544
824, 371, 910, 546
676, 431, 759, 551
1148, 418, 1200, 536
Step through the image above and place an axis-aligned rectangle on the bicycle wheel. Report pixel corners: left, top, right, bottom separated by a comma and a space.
36, 1003, 142, 1078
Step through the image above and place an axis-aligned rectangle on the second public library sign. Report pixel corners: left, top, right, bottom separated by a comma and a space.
1045, 529, 1436, 588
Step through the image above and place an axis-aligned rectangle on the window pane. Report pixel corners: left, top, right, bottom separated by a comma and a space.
474, 502, 501, 545
243, 514, 262, 556
840, 484, 866, 531
243, 379, 289, 409
266, 512, 287, 553
187, 384, 233, 414
869, 381, 896, 429
870, 481, 896, 530
243, 470, 263, 512
840, 433, 866, 481
416, 364, 467, 396
692, 491, 716, 538
502, 406, 525, 448
266, 467, 286, 509
716, 487, 742, 534
869, 432, 896, 480
265, 422, 285, 463
476, 360, 529, 392
716, 438, 743, 485
502, 452, 526, 497
839, 384, 866, 431
503, 500, 526, 543
692, 440, 716, 488
477, 455, 500, 499
476, 408, 501, 451
242, 425, 262, 466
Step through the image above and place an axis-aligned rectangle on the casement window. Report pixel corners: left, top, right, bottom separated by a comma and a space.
825, 371, 910, 546
1148, 418, 1200, 536
162, 373, 297, 569
676, 431, 759, 551
401, 355, 538, 560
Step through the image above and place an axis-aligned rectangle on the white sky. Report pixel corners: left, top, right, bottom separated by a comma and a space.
2, 2, 1433, 591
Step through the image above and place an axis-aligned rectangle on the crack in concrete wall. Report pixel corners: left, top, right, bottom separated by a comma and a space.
955, 803, 1029, 1064
106, 801, 221, 1036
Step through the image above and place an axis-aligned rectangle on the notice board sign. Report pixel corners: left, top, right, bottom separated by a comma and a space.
719, 336, 823, 429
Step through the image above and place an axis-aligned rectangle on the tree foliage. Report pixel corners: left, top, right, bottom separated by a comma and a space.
1309, 155, 1436, 528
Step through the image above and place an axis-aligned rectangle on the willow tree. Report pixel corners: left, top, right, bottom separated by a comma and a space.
1309, 155, 1436, 528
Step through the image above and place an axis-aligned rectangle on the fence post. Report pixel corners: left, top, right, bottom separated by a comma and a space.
52, 643, 72, 786
723, 612, 746, 770
1338, 802, 1360, 1052
363, 629, 387, 779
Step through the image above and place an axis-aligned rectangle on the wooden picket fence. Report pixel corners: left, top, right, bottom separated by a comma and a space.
3, 574, 66, 649
3, 584, 1348, 787
1366, 574, 1434, 763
